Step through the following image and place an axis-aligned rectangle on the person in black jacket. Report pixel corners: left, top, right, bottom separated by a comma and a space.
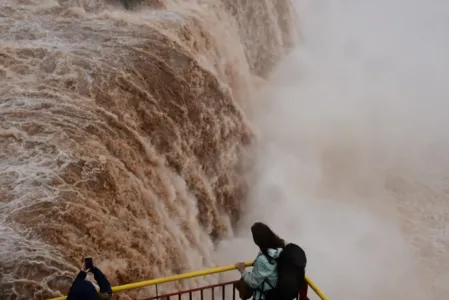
67, 259, 112, 300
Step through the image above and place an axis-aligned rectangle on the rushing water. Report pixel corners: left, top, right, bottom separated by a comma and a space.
1, 0, 449, 300
0, 0, 296, 299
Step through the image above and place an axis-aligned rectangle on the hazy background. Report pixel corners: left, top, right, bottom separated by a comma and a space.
217, 0, 449, 299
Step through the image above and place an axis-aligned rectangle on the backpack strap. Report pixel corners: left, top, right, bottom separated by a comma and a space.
263, 278, 275, 289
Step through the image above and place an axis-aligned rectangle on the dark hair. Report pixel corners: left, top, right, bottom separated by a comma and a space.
251, 222, 285, 263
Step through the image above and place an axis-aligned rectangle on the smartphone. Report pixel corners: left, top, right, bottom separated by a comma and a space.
84, 257, 94, 270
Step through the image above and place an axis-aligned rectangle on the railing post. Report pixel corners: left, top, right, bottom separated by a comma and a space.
299, 281, 309, 300
222, 283, 226, 300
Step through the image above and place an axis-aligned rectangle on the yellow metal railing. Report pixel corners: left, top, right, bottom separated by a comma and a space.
47, 261, 328, 300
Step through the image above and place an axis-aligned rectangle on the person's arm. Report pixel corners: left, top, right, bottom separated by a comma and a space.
91, 267, 112, 294
67, 271, 88, 300
242, 256, 271, 289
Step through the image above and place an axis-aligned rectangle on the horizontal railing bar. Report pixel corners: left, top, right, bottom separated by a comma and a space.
305, 277, 328, 300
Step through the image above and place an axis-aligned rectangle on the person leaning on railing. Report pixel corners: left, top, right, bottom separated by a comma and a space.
234, 222, 285, 300
67, 258, 113, 300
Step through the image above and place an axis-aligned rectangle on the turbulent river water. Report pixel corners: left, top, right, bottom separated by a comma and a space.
1, 0, 448, 300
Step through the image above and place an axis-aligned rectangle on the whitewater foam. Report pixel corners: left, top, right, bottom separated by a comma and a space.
0, 0, 297, 299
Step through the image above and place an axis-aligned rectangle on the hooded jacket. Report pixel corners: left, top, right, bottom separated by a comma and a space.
242, 248, 283, 300
67, 267, 112, 300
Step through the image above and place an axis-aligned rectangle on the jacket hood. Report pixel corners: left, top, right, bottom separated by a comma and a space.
266, 247, 283, 259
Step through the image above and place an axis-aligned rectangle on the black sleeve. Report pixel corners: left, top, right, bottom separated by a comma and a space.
91, 267, 112, 294
67, 271, 87, 299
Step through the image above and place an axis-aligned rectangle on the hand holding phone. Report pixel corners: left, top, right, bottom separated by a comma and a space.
84, 257, 94, 271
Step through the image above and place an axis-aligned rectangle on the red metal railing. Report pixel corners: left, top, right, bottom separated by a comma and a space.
141, 280, 309, 300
